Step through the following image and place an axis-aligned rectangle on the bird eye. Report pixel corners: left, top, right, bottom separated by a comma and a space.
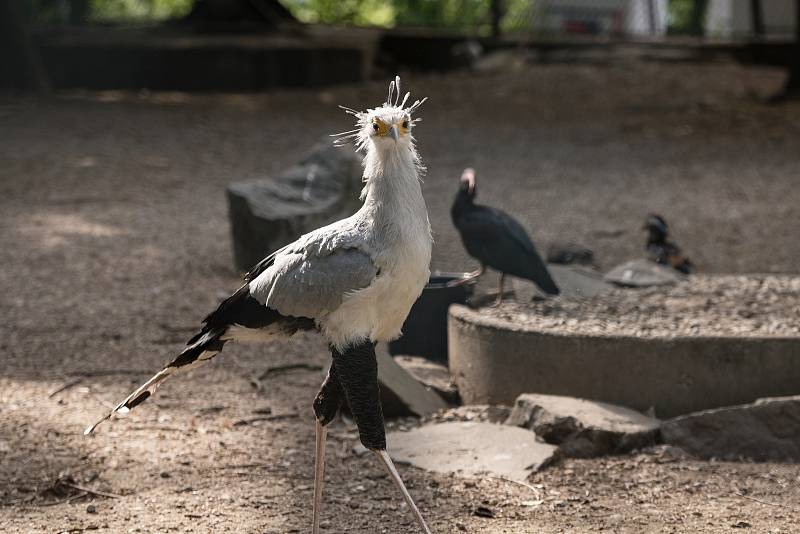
402, 120, 409, 129
372, 123, 379, 132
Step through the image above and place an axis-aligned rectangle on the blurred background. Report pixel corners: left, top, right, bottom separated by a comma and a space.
2, 0, 799, 277
2, 3, 800, 532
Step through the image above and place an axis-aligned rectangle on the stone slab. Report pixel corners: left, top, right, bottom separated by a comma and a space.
394, 355, 459, 405
388, 422, 557, 480
377, 345, 449, 418
506, 393, 660, 457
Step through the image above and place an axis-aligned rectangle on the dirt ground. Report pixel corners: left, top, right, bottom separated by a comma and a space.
2, 60, 800, 533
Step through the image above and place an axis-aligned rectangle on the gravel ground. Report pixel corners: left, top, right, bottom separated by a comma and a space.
494, 275, 800, 338
2, 60, 800, 532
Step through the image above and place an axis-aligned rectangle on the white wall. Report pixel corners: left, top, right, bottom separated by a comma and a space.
706, 0, 796, 38
532, 0, 668, 36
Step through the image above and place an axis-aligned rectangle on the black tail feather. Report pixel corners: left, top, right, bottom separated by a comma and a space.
85, 286, 313, 435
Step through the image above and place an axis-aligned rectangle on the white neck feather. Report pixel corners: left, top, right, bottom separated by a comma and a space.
360, 144, 424, 215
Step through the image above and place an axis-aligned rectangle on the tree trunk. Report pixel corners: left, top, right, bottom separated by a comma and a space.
186, 0, 296, 26
784, 0, 800, 92
490, 0, 504, 40
69, 0, 91, 24
688, 0, 708, 36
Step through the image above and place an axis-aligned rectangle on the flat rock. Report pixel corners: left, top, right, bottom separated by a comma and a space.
388, 422, 557, 480
376, 345, 449, 418
661, 395, 800, 462
394, 356, 459, 404
505, 393, 660, 458
227, 137, 363, 270
604, 259, 685, 287
512, 264, 612, 301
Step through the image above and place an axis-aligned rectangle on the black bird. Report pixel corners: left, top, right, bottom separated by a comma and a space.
451, 168, 559, 303
644, 213, 693, 274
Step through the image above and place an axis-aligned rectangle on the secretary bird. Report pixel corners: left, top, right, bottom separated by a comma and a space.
85, 77, 433, 534
451, 168, 559, 303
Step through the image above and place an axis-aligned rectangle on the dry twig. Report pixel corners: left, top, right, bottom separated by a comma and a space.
233, 413, 299, 426
734, 491, 799, 512
48, 379, 84, 398
258, 363, 322, 380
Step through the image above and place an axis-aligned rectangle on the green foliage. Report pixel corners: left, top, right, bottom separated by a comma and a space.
282, 0, 503, 30
392, 0, 490, 29
668, 0, 707, 36
284, 0, 394, 26
89, 0, 193, 22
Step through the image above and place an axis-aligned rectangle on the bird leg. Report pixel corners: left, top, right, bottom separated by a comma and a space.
373, 449, 432, 534
446, 265, 485, 287
311, 364, 345, 534
493, 273, 506, 307
312, 420, 326, 534
331, 342, 433, 533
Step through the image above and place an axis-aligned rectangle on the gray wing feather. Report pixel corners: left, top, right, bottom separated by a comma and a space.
249, 247, 377, 319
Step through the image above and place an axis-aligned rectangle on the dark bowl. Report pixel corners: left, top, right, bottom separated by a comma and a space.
388, 272, 476, 363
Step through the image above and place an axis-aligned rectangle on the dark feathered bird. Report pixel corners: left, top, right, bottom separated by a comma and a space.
644, 213, 693, 274
451, 168, 559, 303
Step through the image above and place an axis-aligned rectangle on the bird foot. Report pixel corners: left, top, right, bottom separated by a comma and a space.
373, 449, 433, 533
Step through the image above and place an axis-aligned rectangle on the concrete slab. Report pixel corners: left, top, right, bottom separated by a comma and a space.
387, 422, 557, 480
506, 393, 660, 457
377, 345, 449, 417
394, 356, 459, 404
661, 395, 800, 462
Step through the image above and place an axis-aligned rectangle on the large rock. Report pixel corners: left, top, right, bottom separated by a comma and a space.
388, 422, 557, 480
227, 137, 363, 271
661, 396, 800, 462
604, 259, 685, 287
506, 394, 660, 458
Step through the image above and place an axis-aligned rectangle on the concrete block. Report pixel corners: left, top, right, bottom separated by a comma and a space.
448, 304, 800, 418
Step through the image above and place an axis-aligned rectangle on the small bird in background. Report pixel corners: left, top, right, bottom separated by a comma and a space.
85, 77, 433, 534
644, 213, 693, 274
451, 168, 559, 304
